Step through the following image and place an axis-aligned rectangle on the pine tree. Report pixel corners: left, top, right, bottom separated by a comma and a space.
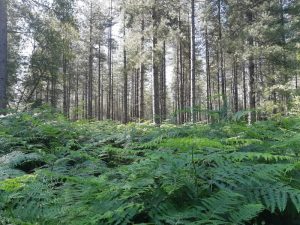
0, 0, 7, 111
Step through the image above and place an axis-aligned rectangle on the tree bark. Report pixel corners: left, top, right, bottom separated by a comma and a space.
51, 73, 57, 108
123, 15, 128, 123
75, 66, 79, 120
190, 0, 196, 123
176, 44, 180, 123
107, 0, 113, 120
97, 40, 102, 121
205, 23, 212, 122
247, 8, 256, 123
218, 0, 227, 118
87, 3, 93, 119
160, 41, 167, 121
233, 58, 239, 113
0, 0, 7, 111
139, 17, 145, 121
152, 2, 160, 125
135, 69, 139, 118
242, 63, 247, 110
62, 51, 68, 117
179, 11, 184, 124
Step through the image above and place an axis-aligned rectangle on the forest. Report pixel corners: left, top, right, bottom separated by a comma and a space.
0, 0, 300, 224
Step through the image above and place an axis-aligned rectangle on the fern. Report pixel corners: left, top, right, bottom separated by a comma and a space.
229, 204, 265, 224
1, 111, 300, 224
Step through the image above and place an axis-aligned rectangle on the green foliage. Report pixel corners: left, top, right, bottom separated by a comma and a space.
1, 111, 300, 224
0, 174, 35, 192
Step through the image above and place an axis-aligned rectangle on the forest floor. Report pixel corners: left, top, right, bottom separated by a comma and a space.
1, 109, 300, 224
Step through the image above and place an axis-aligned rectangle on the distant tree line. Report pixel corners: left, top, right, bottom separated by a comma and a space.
0, 0, 299, 124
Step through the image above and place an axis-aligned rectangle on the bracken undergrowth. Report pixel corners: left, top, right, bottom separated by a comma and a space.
1, 109, 300, 224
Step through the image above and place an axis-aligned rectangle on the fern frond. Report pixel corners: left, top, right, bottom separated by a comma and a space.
229, 204, 264, 224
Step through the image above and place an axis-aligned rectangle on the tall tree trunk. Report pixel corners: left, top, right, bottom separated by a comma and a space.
205, 23, 212, 122
75, 66, 79, 120
0, 0, 7, 111
216, 49, 221, 111
186, 12, 191, 123
111, 57, 115, 120
247, 8, 256, 123
51, 73, 57, 108
218, 0, 227, 118
98, 40, 102, 120
139, 17, 145, 121
247, 9, 256, 123
280, 0, 286, 44
63, 52, 68, 117
100, 75, 104, 120
190, 0, 196, 123
46, 79, 49, 104
123, 16, 128, 123
67, 66, 71, 118
279, 0, 288, 113
249, 54, 256, 122
179, 11, 184, 124
135, 69, 139, 118
107, 0, 113, 120
87, 3, 93, 119
242, 63, 247, 110
233, 58, 239, 113
130, 71, 134, 118
82, 78, 85, 119
84, 71, 88, 119
160, 41, 167, 121
176, 44, 180, 123
152, 2, 160, 125
162, 41, 167, 120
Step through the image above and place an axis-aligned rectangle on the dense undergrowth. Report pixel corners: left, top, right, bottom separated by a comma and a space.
1, 109, 300, 224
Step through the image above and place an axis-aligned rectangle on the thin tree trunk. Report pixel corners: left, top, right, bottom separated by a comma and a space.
67, 66, 71, 118
135, 68, 139, 118
131, 71, 134, 118
123, 15, 128, 123
85, 71, 88, 119
98, 41, 102, 120
82, 78, 85, 119
0, 0, 7, 111
216, 49, 221, 111
51, 73, 57, 108
152, 2, 160, 125
100, 78, 104, 120
190, 0, 196, 123
46, 79, 49, 104
205, 23, 212, 122
242, 63, 247, 110
139, 17, 145, 121
75, 66, 79, 120
107, 0, 113, 120
63, 52, 68, 116
218, 0, 227, 118
179, 11, 184, 124
233, 58, 238, 113
87, 3, 93, 119
111, 57, 114, 120
176, 44, 180, 124
162, 41, 167, 121
247, 8, 256, 123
